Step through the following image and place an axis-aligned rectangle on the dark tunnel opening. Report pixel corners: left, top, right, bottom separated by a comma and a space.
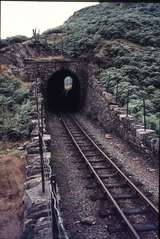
46, 69, 81, 113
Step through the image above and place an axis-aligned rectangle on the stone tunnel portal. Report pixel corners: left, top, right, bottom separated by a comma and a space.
46, 69, 81, 113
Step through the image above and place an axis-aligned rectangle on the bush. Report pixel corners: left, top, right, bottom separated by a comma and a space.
14, 89, 29, 104
57, 2, 160, 133
146, 114, 159, 133
0, 35, 28, 49
0, 69, 32, 141
42, 26, 63, 35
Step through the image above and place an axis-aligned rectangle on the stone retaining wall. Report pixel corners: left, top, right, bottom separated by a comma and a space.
84, 63, 159, 161
24, 58, 159, 161
24, 58, 88, 111
22, 82, 53, 239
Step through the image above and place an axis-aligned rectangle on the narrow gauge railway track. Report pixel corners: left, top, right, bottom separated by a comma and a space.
60, 114, 159, 239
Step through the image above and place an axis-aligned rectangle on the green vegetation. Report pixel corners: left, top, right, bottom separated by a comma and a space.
1, 3, 160, 134
96, 40, 160, 132
43, 3, 160, 54
43, 2, 160, 132
42, 26, 64, 35
0, 68, 32, 141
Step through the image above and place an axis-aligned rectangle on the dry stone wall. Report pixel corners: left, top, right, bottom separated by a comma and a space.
84, 63, 159, 161
22, 81, 53, 239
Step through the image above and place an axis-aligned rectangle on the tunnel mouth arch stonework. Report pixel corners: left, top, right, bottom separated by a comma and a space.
46, 69, 82, 113
24, 58, 88, 113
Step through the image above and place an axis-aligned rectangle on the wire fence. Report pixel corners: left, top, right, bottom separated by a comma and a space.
106, 77, 160, 159
104, 77, 160, 134
34, 77, 69, 239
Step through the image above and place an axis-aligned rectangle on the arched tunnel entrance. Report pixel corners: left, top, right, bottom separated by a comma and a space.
46, 69, 81, 113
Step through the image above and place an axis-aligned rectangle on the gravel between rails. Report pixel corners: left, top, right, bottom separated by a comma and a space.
47, 113, 122, 239
76, 112, 159, 206
46, 112, 159, 239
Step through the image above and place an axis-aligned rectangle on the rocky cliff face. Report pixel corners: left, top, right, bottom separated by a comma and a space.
0, 42, 53, 69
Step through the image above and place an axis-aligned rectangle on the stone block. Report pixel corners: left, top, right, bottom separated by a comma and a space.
22, 219, 35, 239
33, 134, 51, 143
102, 92, 113, 104
27, 146, 40, 154
26, 165, 41, 177
109, 104, 118, 110
136, 128, 155, 141
24, 177, 42, 190
150, 138, 159, 153
26, 154, 41, 164
24, 185, 48, 211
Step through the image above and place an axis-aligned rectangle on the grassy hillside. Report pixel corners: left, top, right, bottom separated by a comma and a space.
0, 3, 159, 134
43, 3, 160, 52
43, 2, 160, 132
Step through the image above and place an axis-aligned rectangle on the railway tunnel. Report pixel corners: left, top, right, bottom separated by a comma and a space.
46, 69, 81, 113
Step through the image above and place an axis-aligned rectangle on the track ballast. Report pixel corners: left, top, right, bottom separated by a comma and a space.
60, 114, 159, 239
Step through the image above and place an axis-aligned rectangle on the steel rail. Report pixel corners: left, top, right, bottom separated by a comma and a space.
71, 115, 159, 214
61, 117, 141, 239
61, 115, 158, 239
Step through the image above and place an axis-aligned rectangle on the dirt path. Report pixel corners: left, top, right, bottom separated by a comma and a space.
0, 143, 26, 239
